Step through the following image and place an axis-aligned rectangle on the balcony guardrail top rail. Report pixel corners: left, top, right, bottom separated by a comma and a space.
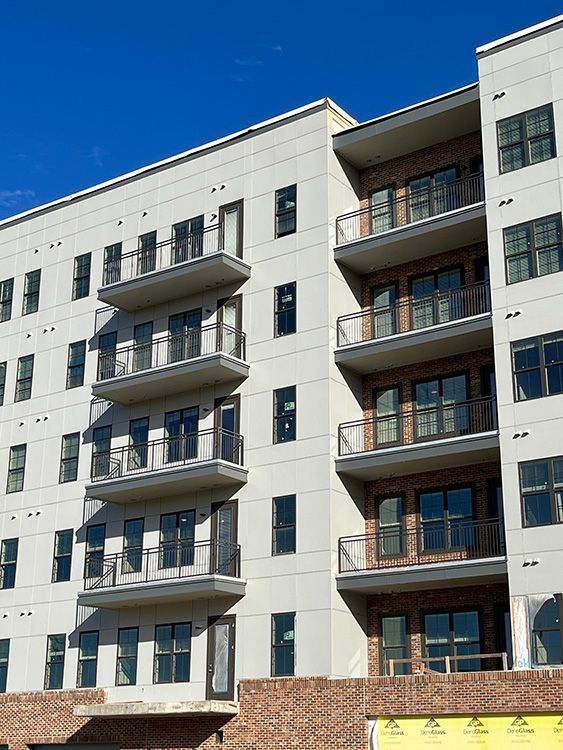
338, 518, 505, 574
96, 323, 246, 382
102, 224, 237, 286
338, 396, 497, 456
336, 281, 491, 348
335, 172, 485, 246
90, 428, 244, 482
386, 651, 509, 676
84, 539, 241, 590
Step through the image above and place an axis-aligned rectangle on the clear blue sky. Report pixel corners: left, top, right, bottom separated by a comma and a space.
1, 1, 561, 220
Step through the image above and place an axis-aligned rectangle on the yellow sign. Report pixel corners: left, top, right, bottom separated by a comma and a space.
370, 714, 563, 749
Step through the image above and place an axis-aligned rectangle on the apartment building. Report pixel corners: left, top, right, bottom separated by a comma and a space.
1, 13, 563, 750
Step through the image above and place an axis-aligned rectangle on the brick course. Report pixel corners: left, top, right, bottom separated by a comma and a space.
2, 670, 563, 750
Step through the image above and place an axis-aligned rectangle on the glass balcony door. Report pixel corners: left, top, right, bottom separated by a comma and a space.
411, 268, 462, 330
132, 322, 153, 373
415, 375, 468, 440
168, 309, 202, 363
408, 168, 457, 222
372, 285, 397, 339
159, 510, 195, 569
172, 216, 204, 263
165, 407, 199, 463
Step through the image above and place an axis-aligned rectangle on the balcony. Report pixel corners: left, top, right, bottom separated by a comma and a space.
92, 323, 248, 404
337, 519, 507, 595
85, 429, 247, 503
336, 282, 492, 373
98, 225, 251, 311
336, 396, 499, 479
334, 174, 486, 273
78, 540, 245, 609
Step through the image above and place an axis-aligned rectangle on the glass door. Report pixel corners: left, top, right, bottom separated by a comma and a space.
415, 375, 467, 439
211, 501, 238, 576
173, 215, 204, 263
159, 510, 195, 569
370, 187, 395, 234
372, 285, 397, 339
168, 309, 202, 363
137, 231, 157, 275
411, 275, 436, 330
408, 168, 457, 222
132, 322, 153, 372
128, 417, 149, 470
206, 616, 236, 700
375, 387, 400, 446
219, 201, 243, 257
437, 268, 463, 323
219, 296, 242, 357
215, 397, 240, 463
165, 407, 199, 462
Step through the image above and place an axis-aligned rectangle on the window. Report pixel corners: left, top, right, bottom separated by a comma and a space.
92, 425, 112, 478
275, 185, 297, 237
15, 354, 34, 402
129, 417, 149, 470
532, 595, 563, 665
72, 252, 91, 300
273, 386, 296, 443
498, 104, 556, 173
512, 331, 563, 401
22, 269, 41, 315
0, 362, 6, 406
104, 242, 122, 284
97, 331, 117, 381
520, 457, 563, 527
77, 631, 99, 688
370, 187, 395, 234
415, 374, 468, 439
411, 268, 462, 329
381, 615, 409, 675
7, 444, 26, 493
85, 524, 105, 578
173, 216, 204, 263
159, 511, 195, 568
271, 612, 295, 676
419, 487, 473, 550
165, 407, 199, 462
274, 282, 296, 337
0, 640, 9, 693
66, 340, 86, 389
45, 634, 65, 690
138, 231, 157, 275
378, 496, 403, 556
133, 321, 153, 372
272, 495, 296, 555
0, 539, 17, 589
505, 215, 563, 284
116, 627, 139, 686
0, 278, 14, 322
424, 610, 481, 672
408, 168, 457, 221
154, 623, 191, 683
59, 433, 80, 483
123, 518, 144, 574
52, 529, 73, 582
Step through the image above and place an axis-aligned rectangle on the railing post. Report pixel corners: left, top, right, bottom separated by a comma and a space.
444, 655, 451, 674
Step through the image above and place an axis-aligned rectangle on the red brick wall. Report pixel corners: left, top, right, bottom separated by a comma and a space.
364, 461, 501, 534
359, 131, 482, 208
366, 582, 509, 677
360, 242, 487, 309
2, 670, 563, 750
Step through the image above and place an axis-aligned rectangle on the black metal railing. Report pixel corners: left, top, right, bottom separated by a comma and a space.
338, 519, 505, 574
335, 173, 484, 245
84, 539, 241, 590
96, 323, 246, 382
336, 282, 491, 347
90, 428, 244, 482
102, 224, 237, 285
338, 396, 497, 456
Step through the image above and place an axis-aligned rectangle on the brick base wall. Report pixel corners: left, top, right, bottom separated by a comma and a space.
1, 671, 563, 750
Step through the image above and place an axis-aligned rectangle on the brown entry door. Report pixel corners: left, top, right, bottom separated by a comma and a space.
207, 615, 236, 700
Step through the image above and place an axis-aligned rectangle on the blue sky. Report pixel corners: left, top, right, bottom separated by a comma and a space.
1, 1, 562, 220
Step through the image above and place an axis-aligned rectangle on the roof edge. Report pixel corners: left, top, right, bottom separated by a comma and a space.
0, 98, 355, 230
477, 14, 563, 56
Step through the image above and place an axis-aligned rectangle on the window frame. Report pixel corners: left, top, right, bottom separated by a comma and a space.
66, 340, 86, 389
504, 214, 563, 285
59, 432, 80, 483
14, 354, 34, 402
272, 494, 296, 556
44, 633, 66, 690
52, 529, 73, 583
153, 622, 192, 684
422, 607, 483, 673
274, 281, 297, 338
77, 630, 99, 688
274, 184, 297, 239
0, 278, 14, 322
116, 626, 139, 686
22, 269, 41, 315
519, 456, 563, 528
497, 104, 556, 174
512, 331, 563, 402
416, 484, 475, 553
273, 386, 297, 444
531, 594, 563, 666
0, 539, 18, 590
85, 524, 106, 579
72, 252, 92, 300
271, 612, 295, 677
7, 444, 26, 493
380, 613, 410, 675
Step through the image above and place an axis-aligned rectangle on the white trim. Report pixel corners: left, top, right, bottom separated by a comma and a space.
477, 14, 563, 55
